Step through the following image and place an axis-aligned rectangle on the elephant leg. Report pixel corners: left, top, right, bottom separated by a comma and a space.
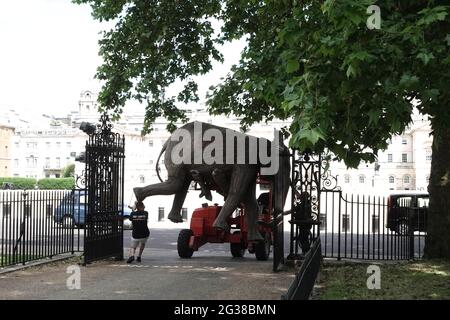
190, 169, 212, 201
243, 183, 263, 241
212, 168, 230, 198
133, 168, 187, 201
212, 166, 257, 231
167, 180, 191, 223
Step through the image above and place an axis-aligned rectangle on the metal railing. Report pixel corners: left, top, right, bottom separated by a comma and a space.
0, 189, 82, 268
320, 191, 427, 260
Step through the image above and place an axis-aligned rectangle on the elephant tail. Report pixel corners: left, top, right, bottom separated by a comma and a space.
156, 139, 169, 182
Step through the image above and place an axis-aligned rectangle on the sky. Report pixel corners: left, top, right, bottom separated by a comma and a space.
0, 0, 244, 118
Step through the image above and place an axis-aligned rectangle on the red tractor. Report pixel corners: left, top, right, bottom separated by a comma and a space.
177, 177, 274, 260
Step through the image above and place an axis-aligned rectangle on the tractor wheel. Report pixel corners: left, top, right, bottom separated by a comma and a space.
255, 232, 271, 261
230, 231, 246, 258
177, 229, 194, 258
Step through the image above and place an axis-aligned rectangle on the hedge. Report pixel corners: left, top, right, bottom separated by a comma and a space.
0, 177, 37, 190
37, 178, 75, 190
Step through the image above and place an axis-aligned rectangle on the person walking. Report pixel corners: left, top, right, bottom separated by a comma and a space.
127, 201, 150, 263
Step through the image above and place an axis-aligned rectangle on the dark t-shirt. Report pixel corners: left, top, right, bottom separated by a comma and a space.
130, 210, 150, 239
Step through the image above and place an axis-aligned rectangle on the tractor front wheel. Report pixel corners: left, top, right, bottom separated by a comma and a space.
255, 232, 271, 261
230, 231, 246, 258
177, 229, 194, 258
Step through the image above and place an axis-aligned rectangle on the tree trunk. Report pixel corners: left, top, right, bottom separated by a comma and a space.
424, 126, 450, 259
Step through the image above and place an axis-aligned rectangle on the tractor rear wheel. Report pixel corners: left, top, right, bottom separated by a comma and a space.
177, 229, 194, 258
230, 231, 246, 258
255, 231, 271, 261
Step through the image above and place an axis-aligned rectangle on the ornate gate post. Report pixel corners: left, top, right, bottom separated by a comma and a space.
288, 150, 322, 260
83, 114, 125, 264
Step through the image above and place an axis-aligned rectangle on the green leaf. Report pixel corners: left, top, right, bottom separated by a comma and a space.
346, 64, 357, 78
286, 60, 300, 73
399, 74, 419, 88
299, 128, 326, 145
368, 109, 381, 125
417, 52, 435, 65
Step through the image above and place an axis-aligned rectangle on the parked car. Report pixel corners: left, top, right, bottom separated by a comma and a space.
386, 191, 429, 235
54, 190, 132, 228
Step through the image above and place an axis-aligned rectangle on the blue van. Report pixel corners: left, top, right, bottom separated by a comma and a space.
54, 190, 132, 228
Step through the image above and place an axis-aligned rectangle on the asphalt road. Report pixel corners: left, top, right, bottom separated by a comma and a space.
0, 229, 295, 300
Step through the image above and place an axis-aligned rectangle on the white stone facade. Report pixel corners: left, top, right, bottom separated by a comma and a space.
1, 91, 433, 225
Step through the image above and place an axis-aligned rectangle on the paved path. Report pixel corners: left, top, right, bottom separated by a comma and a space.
0, 229, 294, 300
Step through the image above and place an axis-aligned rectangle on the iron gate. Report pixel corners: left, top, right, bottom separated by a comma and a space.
83, 114, 125, 264
288, 151, 323, 260
320, 190, 426, 260
287, 150, 426, 261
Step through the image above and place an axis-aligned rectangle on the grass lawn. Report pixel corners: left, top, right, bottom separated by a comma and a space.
1, 254, 39, 267
316, 259, 450, 300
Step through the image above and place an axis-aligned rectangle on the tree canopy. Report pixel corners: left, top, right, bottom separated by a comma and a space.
75, 0, 450, 258
74, 0, 449, 168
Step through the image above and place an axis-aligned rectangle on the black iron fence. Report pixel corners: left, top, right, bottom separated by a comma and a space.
320, 191, 427, 260
0, 189, 83, 268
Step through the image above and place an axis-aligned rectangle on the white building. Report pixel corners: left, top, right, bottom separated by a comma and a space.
3, 91, 433, 226
6, 113, 86, 179
333, 111, 432, 195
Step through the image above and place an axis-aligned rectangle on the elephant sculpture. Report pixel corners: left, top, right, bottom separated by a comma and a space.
133, 121, 291, 241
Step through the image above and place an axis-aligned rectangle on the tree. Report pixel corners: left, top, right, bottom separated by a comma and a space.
61, 164, 75, 178
75, 0, 450, 258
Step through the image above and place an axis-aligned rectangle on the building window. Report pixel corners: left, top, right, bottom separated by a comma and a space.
402, 138, 407, 145
149, 140, 154, 147
319, 213, 327, 230
389, 176, 395, 184
67, 142, 71, 148
56, 157, 61, 169
139, 176, 145, 184
426, 150, 432, 161
27, 156, 37, 168
402, 154, 407, 163
182, 208, 188, 221
403, 175, 411, 184
45, 158, 50, 168
46, 142, 51, 148
344, 175, 351, 184
388, 154, 393, 163
2, 204, 11, 217
56, 142, 61, 148
342, 214, 350, 232
372, 215, 379, 233
158, 207, 165, 221
14, 159, 19, 167
359, 175, 366, 184
426, 175, 430, 184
